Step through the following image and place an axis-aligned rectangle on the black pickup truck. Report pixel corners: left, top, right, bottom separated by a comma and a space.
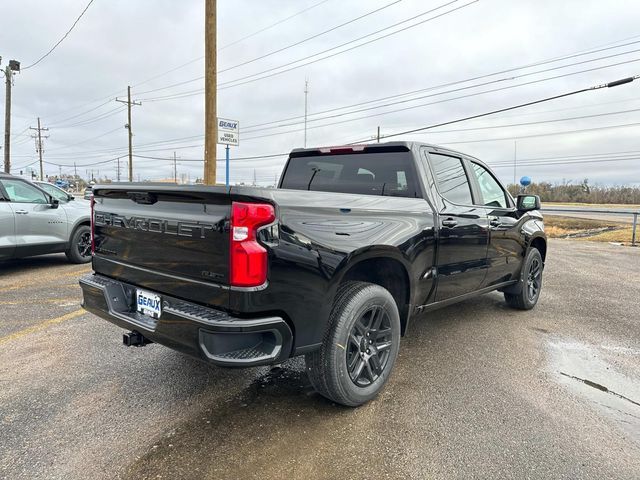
80, 141, 546, 406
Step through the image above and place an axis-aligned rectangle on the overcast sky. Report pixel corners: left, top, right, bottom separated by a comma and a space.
2, 0, 640, 186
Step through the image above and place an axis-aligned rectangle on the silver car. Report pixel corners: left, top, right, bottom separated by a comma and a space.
0, 173, 91, 263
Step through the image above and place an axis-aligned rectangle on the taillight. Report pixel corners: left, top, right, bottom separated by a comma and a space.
229, 202, 275, 287
90, 194, 95, 255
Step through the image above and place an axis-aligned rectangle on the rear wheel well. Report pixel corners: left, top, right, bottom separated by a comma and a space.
340, 257, 410, 335
530, 237, 547, 262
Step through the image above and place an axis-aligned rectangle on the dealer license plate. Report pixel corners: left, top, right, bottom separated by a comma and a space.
136, 289, 162, 319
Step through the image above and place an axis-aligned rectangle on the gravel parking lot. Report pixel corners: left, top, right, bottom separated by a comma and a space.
1, 239, 639, 479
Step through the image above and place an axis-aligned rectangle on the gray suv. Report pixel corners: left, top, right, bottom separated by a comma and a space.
0, 173, 91, 263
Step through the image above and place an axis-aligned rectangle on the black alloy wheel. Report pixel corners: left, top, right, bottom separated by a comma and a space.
66, 225, 92, 264
504, 247, 543, 310
527, 256, 542, 302
77, 231, 92, 259
347, 305, 393, 387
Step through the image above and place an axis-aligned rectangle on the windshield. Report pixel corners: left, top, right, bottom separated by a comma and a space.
280, 151, 420, 198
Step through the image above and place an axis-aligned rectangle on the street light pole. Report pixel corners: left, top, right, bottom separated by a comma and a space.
3, 65, 11, 173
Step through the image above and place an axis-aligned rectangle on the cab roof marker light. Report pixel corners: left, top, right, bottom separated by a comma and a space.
318, 145, 367, 154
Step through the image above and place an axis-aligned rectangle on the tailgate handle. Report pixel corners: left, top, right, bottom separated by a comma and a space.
127, 191, 158, 205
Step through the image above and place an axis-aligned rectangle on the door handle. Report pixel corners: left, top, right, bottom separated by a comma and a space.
489, 217, 501, 227
15, 210, 29, 215
442, 218, 458, 228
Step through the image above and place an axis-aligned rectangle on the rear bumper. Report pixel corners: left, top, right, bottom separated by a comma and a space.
79, 273, 292, 367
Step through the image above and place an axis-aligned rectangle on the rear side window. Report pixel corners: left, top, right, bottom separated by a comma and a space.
428, 153, 473, 205
280, 152, 420, 198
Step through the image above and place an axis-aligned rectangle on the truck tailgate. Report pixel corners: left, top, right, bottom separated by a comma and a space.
91, 185, 231, 309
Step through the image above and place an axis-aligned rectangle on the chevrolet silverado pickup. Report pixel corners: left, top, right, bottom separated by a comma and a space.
80, 142, 546, 406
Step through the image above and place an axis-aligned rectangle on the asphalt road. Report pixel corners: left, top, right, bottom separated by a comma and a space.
1, 240, 639, 479
543, 206, 637, 224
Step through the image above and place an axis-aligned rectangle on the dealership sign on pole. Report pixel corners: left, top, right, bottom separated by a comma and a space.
217, 118, 239, 146
217, 117, 239, 187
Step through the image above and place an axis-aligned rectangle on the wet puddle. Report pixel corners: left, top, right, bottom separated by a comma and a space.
548, 339, 640, 444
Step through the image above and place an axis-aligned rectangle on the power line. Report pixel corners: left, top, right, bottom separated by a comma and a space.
46, 98, 116, 127
136, 0, 474, 97
218, 0, 478, 90
137, 35, 640, 115
131, 0, 333, 90
16, 100, 640, 163
217, 0, 403, 75
440, 120, 640, 145
51, 106, 125, 129
221, 0, 331, 50
22, 0, 96, 70
241, 45, 640, 133
45, 126, 121, 151
241, 103, 640, 143
495, 149, 640, 163
489, 156, 640, 169
403, 107, 640, 135
41, 133, 205, 156
346, 75, 640, 143
237, 57, 640, 142
15, 2, 331, 125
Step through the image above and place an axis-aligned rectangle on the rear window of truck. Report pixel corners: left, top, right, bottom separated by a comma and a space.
279, 152, 420, 198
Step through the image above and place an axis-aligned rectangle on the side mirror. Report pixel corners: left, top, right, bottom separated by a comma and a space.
517, 194, 540, 212
68, 194, 75, 201
50, 198, 60, 209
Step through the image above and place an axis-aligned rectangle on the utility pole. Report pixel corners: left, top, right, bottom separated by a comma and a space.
30, 117, 49, 180
173, 151, 178, 183
304, 79, 309, 148
377, 126, 380, 143
116, 86, 141, 182
3, 59, 20, 173
116, 157, 121, 182
204, 0, 217, 185
74, 162, 77, 179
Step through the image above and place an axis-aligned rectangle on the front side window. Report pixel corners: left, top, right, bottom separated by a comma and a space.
428, 153, 473, 205
0, 179, 48, 204
38, 183, 68, 202
471, 163, 508, 208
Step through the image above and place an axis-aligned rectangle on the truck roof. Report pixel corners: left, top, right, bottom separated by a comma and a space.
289, 141, 481, 163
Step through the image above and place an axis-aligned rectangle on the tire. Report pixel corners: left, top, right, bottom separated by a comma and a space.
305, 281, 401, 407
65, 225, 92, 264
504, 247, 543, 310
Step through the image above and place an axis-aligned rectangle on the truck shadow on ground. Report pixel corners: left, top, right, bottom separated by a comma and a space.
123, 293, 513, 479
0, 253, 74, 276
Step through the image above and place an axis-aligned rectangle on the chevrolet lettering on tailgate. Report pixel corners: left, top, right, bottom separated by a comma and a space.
94, 212, 215, 239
